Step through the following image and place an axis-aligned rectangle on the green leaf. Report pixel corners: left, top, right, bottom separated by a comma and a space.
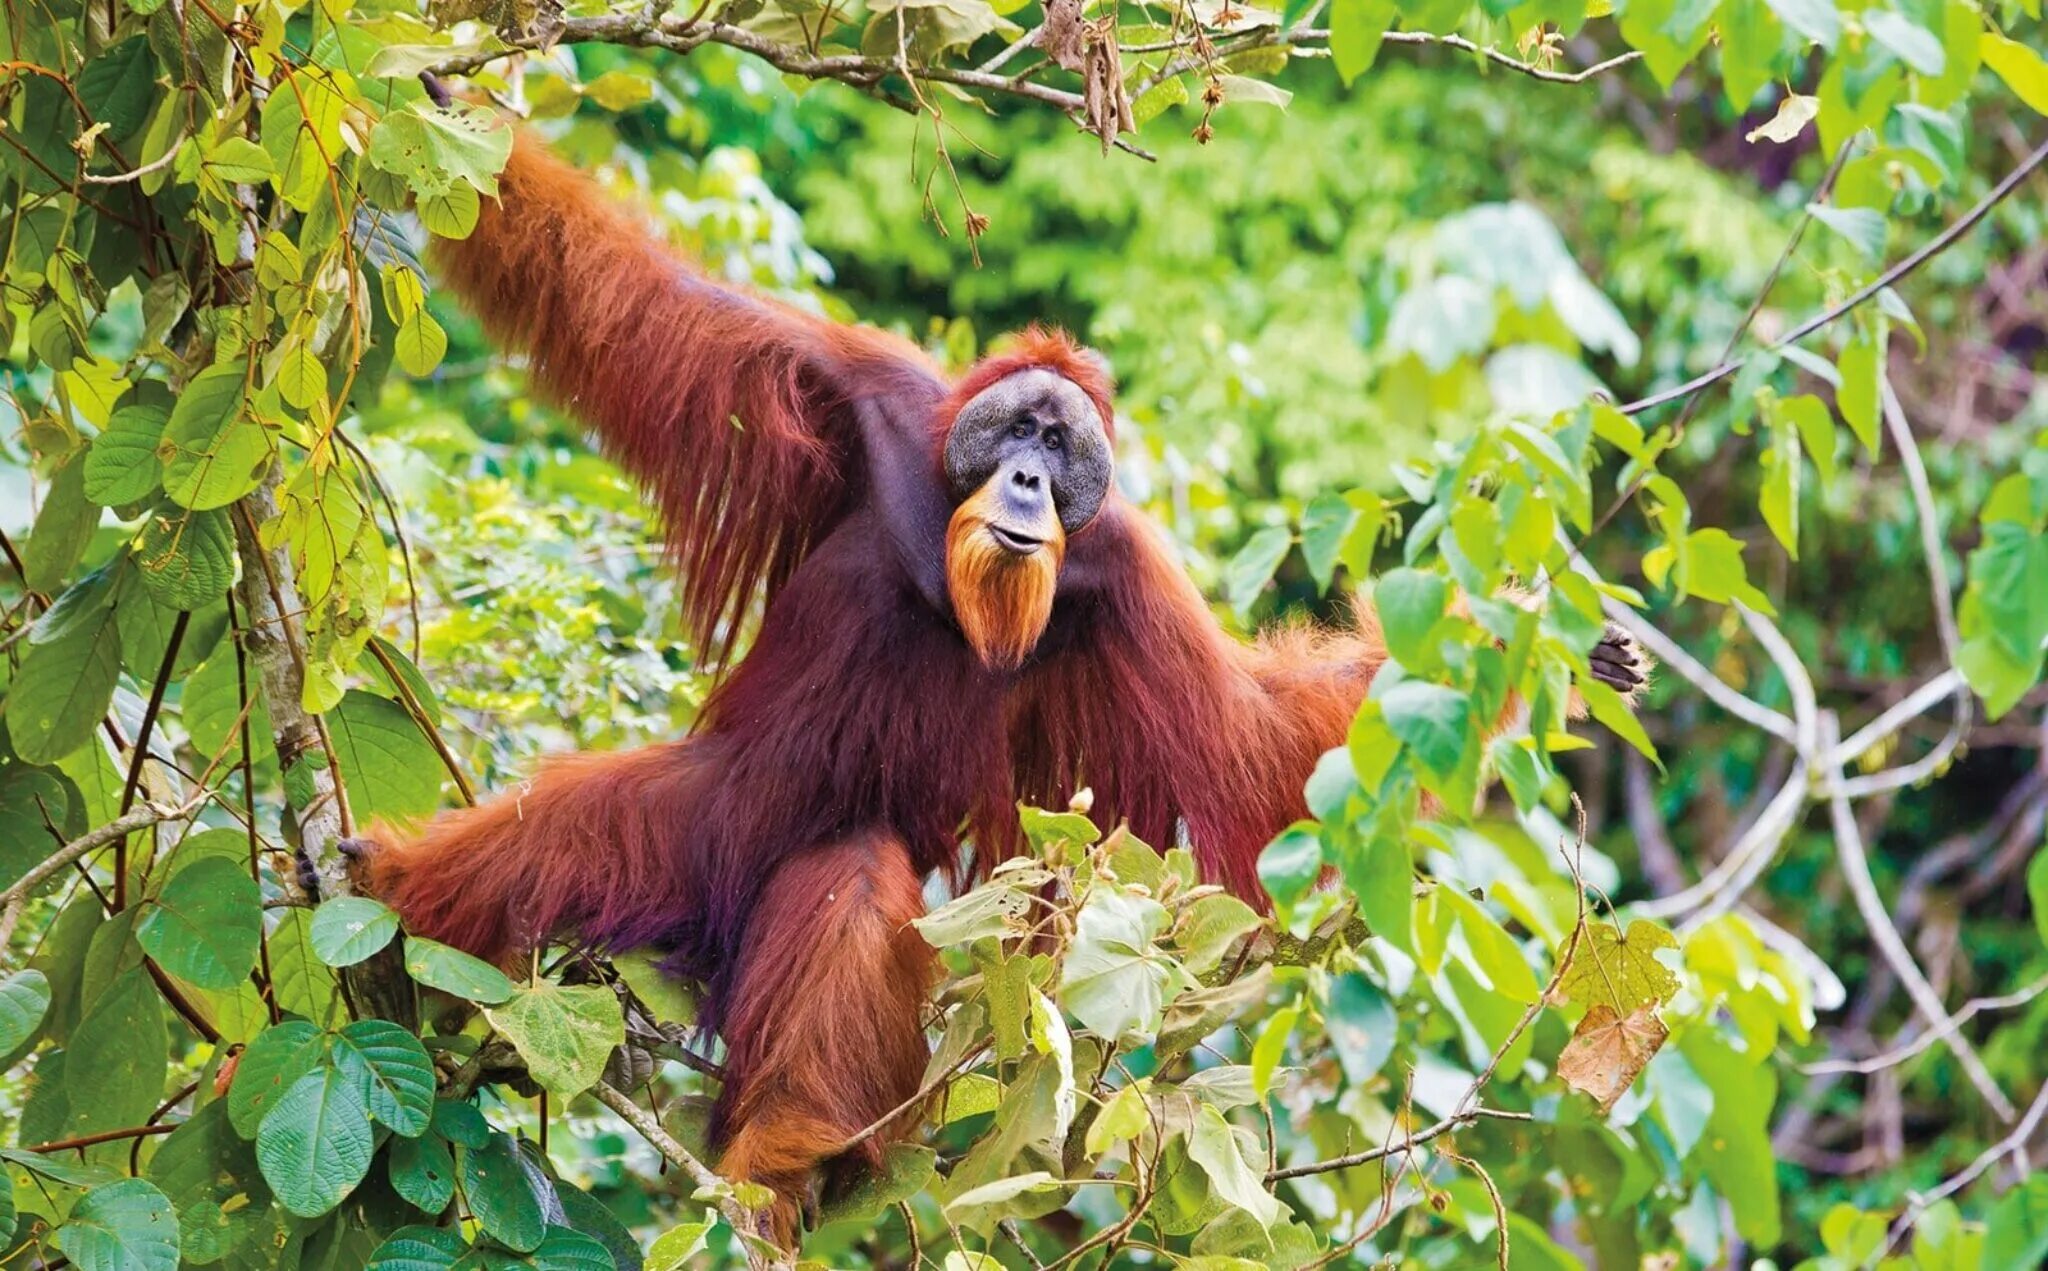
144, 1099, 271, 1265
76, 38, 158, 140
135, 856, 261, 989
1863, 11, 1943, 75
5, 600, 119, 763
526, 1226, 618, 1271
394, 310, 448, 378
366, 1225, 468, 1271
1761, 0, 1837, 46
1325, 972, 1398, 1084
1174, 893, 1263, 975
1808, 204, 1886, 261
459, 1132, 547, 1253
61, 967, 167, 1140
1580, 677, 1659, 765
1983, 32, 2048, 114
1186, 1104, 1281, 1227
254, 1064, 377, 1217
1256, 826, 1321, 915
22, 453, 96, 592
270, 336, 325, 411
403, 937, 515, 1004
0, 970, 51, 1055
134, 505, 236, 609
367, 102, 514, 198
1983, 1174, 2048, 1271
1836, 333, 1881, 454
54, 1179, 180, 1271
1377, 679, 1468, 775
1299, 494, 1357, 593
330, 692, 445, 822
417, 184, 481, 240
84, 404, 169, 505
1329, 0, 1396, 84
1374, 569, 1448, 668
1058, 889, 1189, 1042
162, 359, 272, 510
388, 1131, 456, 1213
1338, 827, 1413, 954
483, 981, 625, 1098
201, 137, 274, 184
309, 896, 401, 966
1224, 526, 1292, 620
228, 1020, 327, 1137
332, 1019, 436, 1137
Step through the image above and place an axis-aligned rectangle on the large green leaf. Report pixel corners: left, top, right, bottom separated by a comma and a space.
388, 1130, 456, 1213
254, 1064, 377, 1217
5, 601, 120, 763
1058, 889, 1189, 1042
134, 856, 262, 989
84, 404, 170, 505
53, 1178, 181, 1271
367, 101, 513, 198
330, 1019, 435, 1137
459, 1132, 547, 1252
309, 896, 401, 966
0, 970, 52, 1055
403, 937, 514, 1004
227, 1020, 326, 1137
1983, 1174, 2048, 1271
134, 506, 237, 610
161, 358, 272, 510
329, 692, 445, 822
365, 1225, 468, 1271
61, 966, 167, 1140
483, 982, 625, 1098
144, 1098, 273, 1266
1377, 679, 1469, 775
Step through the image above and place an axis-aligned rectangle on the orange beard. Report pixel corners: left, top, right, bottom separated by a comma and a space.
945, 483, 1064, 671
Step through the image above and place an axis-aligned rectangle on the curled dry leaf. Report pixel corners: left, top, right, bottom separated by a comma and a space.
1081, 16, 1135, 155
1042, 0, 1087, 71
1556, 1002, 1668, 1114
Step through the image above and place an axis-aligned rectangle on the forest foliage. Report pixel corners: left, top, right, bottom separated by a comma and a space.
4, 0, 2048, 1267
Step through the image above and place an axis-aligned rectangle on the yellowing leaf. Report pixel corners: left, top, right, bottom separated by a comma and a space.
1745, 93, 1818, 143
1560, 918, 1680, 1013
1982, 33, 2048, 114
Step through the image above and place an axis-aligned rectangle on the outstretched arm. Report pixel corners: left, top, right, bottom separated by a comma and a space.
430, 130, 949, 654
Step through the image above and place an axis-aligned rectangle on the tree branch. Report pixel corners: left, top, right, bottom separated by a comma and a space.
591, 1081, 792, 1271
1821, 710, 2015, 1121
233, 472, 416, 1028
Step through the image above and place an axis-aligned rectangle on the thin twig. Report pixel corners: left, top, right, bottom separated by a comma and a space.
1803, 974, 2048, 1077
1620, 136, 2048, 417
591, 1081, 791, 1271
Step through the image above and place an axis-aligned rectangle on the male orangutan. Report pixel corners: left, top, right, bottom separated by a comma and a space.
352, 126, 1648, 1240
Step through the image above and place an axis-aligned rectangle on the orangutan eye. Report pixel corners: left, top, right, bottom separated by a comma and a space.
1043, 428, 1063, 450
1011, 422, 1033, 440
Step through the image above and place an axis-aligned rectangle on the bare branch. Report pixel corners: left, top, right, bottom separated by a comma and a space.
0, 800, 199, 947
1887, 1078, 2048, 1253
1821, 710, 2016, 1121
427, 12, 1640, 127
1803, 973, 2048, 1077
1621, 136, 2048, 417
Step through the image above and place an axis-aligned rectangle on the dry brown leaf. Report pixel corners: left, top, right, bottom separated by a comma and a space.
1080, 19, 1134, 155
1557, 1002, 1668, 1114
1042, 0, 1087, 71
